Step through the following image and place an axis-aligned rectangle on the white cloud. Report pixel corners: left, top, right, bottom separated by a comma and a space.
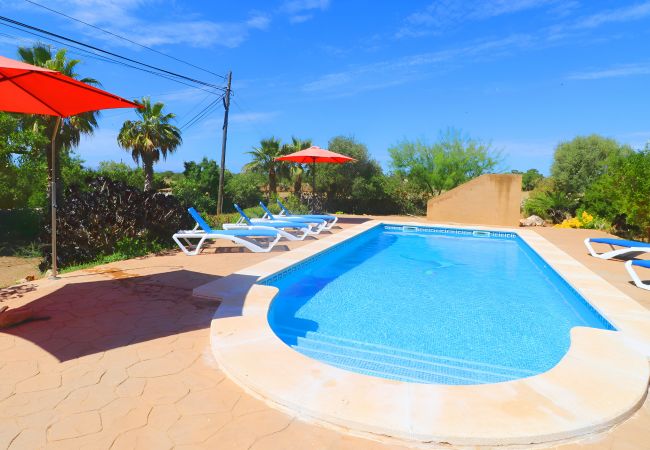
289, 14, 314, 24
574, 1, 650, 29
54, 0, 271, 49
397, 0, 560, 38
568, 63, 650, 80
281, 0, 329, 23
302, 34, 533, 95
282, 0, 330, 14
229, 111, 279, 124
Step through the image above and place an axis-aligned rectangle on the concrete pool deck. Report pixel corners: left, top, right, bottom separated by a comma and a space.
0, 216, 649, 449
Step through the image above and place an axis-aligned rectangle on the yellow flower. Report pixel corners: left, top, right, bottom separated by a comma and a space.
581, 211, 594, 224
554, 217, 583, 228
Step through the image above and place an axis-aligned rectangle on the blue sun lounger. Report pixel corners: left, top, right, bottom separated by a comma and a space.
584, 237, 650, 260
259, 202, 327, 232
173, 207, 282, 255
276, 199, 338, 230
223, 204, 316, 240
625, 259, 650, 290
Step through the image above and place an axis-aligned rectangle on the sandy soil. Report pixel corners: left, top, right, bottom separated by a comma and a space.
0, 256, 40, 288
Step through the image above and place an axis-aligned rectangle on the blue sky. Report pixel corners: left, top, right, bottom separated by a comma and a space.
1, 0, 649, 174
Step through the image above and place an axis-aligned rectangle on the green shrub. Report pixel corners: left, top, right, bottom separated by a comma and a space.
523, 181, 577, 223
224, 172, 264, 210
584, 148, 650, 239
172, 158, 232, 215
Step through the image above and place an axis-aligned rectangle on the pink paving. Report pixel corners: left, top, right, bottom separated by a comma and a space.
0, 217, 649, 449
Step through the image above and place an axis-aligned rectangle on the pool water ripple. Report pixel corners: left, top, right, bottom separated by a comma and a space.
266, 226, 613, 385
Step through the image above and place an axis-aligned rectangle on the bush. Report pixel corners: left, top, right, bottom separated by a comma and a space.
172, 158, 231, 214
41, 176, 192, 269
554, 211, 610, 230
583, 147, 650, 239
225, 172, 264, 210
0, 208, 42, 255
96, 161, 145, 189
389, 129, 501, 196
523, 179, 577, 223
550, 135, 632, 196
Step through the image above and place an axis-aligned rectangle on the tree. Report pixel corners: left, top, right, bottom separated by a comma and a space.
584, 147, 650, 238
244, 137, 287, 196
172, 158, 230, 214
0, 112, 48, 208
521, 169, 544, 191
281, 137, 312, 195
314, 136, 384, 212
550, 135, 632, 196
225, 172, 265, 209
389, 129, 501, 196
17, 45, 100, 203
96, 161, 145, 189
117, 97, 182, 191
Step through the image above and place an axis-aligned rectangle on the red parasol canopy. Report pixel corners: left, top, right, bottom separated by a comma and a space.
275, 145, 355, 164
275, 146, 355, 198
0, 55, 139, 116
0, 54, 141, 278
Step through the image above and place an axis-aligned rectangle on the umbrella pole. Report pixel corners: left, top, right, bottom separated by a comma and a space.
50, 117, 61, 279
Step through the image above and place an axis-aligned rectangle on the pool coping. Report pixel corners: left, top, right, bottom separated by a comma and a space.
194, 220, 650, 446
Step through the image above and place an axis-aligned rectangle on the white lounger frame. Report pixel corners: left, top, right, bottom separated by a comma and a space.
625, 260, 650, 291
584, 238, 650, 260
173, 225, 282, 255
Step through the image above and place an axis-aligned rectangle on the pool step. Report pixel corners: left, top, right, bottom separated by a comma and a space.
273, 326, 535, 384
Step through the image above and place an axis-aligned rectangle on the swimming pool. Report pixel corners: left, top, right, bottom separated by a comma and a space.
265, 225, 614, 385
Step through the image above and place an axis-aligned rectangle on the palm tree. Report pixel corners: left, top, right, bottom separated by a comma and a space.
281, 137, 312, 195
117, 97, 182, 191
244, 137, 287, 195
18, 45, 100, 203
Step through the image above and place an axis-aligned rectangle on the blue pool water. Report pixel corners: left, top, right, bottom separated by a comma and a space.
265, 225, 614, 385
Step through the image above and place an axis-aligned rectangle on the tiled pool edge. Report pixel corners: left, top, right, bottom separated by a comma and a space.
195, 221, 650, 446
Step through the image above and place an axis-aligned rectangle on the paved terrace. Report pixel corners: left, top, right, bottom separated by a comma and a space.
0, 216, 648, 450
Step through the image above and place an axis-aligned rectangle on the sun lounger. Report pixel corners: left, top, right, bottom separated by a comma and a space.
222, 204, 316, 240
276, 199, 337, 230
584, 237, 650, 259
173, 208, 282, 255
259, 202, 327, 232
625, 259, 650, 290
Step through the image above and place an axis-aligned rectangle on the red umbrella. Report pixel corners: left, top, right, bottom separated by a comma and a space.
275, 146, 355, 195
0, 54, 140, 278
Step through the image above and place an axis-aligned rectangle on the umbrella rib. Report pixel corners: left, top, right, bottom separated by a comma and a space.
0, 71, 43, 83
0, 72, 64, 116
37, 71, 136, 104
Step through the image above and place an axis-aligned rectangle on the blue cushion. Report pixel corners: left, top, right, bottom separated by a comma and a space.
299, 214, 335, 221
276, 199, 334, 221
590, 238, 650, 248
188, 207, 213, 233
264, 220, 310, 229
632, 260, 650, 269
218, 229, 278, 237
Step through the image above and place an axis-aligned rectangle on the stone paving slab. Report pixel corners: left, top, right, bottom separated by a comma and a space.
0, 217, 648, 449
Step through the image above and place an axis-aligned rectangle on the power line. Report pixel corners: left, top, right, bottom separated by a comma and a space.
180, 96, 225, 131
21, 0, 227, 81
0, 29, 225, 127
0, 23, 225, 97
0, 15, 226, 91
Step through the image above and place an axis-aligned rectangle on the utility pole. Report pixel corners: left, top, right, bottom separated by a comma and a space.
217, 70, 232, 216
